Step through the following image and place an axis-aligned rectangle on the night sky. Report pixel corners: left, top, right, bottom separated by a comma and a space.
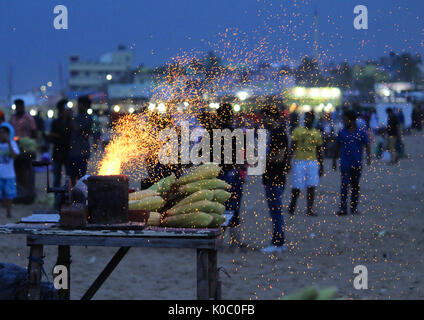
0, 0, 423, 96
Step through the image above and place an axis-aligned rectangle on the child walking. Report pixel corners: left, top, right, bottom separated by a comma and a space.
0, 123, 20, 218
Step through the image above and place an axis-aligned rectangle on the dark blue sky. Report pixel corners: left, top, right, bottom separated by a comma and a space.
0, 0, 423, 96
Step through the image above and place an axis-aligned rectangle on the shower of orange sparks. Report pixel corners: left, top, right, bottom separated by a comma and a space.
98, 112, 171, 176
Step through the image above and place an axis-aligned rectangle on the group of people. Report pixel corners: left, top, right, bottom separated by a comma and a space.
0, 96, 94, 217
0, 96, 408, 256
215, 104, 373, 254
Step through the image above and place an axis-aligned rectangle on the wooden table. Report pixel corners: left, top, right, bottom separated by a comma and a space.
0, 223, 222, 300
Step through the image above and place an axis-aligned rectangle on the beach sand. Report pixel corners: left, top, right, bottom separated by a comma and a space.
0, 132, 423, 299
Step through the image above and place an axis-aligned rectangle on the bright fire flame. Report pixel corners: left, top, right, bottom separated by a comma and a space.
98, 112, 172, 176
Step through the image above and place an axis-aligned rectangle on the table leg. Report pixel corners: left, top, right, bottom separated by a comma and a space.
56, 245, 71, 300
196, 249, 219, 300
27, 244, 44, 300
81, 247, 130, 300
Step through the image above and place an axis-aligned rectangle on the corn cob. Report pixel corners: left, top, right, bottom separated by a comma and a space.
148, 173, 176, 195
129, 196, 165, 211
167, 200, 225, 216
146, 212, 162, 226
282, 286, 319, 300
176, 164, 221, 185
129, 189, 159, 201
161, 212, 213, 228
316, 287, 337, 300
179, 178, 230, 194
212, 189, 232, 203
173, 190, 214, 208
208, 213, 226, 228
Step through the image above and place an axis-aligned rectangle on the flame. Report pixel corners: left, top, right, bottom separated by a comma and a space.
98, 112, 174, 176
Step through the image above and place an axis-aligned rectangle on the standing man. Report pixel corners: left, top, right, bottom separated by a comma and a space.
215, 103, 246, 246
287, 111, 323, 216
333, 110, 371, 215
47, 99, 72, 209
260, 105, 289, 253
67, 96, 93, 186
10, 99, 37, 204
386, 108, 401, 164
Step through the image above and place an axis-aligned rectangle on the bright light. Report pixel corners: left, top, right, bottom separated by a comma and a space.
183, 101, 189, 107
113, 105, 120, 112
310, 88, 319, 98
11, 104, 16, 110
302, 105, 312, 112
209, 102, 219, 109
324, 103, 334, 113
148, 103, 156, 111
233, 104, 241, 112
47, 109, 54, 118
87, 108, 93, 115
67, 101, 73, 108
321, 89, 330, 98
331, 88, 341, 98
237, 91, 249, 101
157, 103, 166, 113
29, 109, 37, 116
128, 107, 135, 114
47, 81, 53, 87
382, 88, 391, 97
294, 87, 306, 97
106, 74, 113, 81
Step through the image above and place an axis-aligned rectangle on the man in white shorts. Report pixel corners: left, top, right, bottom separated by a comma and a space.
287, 111, 323, 216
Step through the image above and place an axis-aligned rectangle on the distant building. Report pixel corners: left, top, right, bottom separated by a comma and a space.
68, 45, 133, 92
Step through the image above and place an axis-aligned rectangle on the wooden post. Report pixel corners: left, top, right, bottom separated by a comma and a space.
27, 244, 44, 300
56, 245, 71, 300
196, 249, 219, 300
81, 247, 130, 300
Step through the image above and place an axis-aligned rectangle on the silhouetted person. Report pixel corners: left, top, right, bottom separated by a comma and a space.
66, 96, 93, 186
386, 108, 401, 164
333, 110, 371, 215
216, 103, 246, 246
260, 105, 289, 253
48, 99, 72, 189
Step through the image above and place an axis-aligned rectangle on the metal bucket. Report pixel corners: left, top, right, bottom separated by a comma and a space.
86, 175, 129, 224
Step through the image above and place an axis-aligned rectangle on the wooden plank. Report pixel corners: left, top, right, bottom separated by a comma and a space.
81, 247, 130, 300
0, 224, 221, 239
27, 245, 43, 300
27, 235, 218, 249
208, 250, 219, 300
196, 249, 209, 300
196, 249, 219, 300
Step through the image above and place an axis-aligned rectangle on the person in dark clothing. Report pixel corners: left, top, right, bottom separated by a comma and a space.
66, 96, 93, 186
333, 110, 371, 216
260, 105, 289, 253
386, 108, 401, 164
48, 99, 72, 189
215, 103, 246, 246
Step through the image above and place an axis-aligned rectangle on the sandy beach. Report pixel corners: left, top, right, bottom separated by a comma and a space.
0, 132, 423, 300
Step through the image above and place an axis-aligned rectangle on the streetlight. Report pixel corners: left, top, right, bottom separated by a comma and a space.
106, 74, 113, 81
